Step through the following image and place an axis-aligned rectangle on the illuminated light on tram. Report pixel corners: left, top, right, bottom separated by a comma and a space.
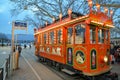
45, 21, 48, 26
88, 0, 92, 6
104, 56, 108, 63
68, 9, 72, 15
104, 7, 108, 14
101, 55, 108, 63
59, 13, 62, 21
110, 10, 113, 18
91, 20, 104, 25
106, 24, 115, 28
96, 3, 100, 12
68, 9, 72, 18
88, 0, 93, 13
52, 17, 55, 23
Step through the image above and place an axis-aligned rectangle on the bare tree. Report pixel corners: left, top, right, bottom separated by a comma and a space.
9, 0, 120, 37
9, 0, 88, 28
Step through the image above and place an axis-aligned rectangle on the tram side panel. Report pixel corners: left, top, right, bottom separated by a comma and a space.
37, 28, 67, 64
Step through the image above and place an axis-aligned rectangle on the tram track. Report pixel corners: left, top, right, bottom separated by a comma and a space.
40, 62, 81, 80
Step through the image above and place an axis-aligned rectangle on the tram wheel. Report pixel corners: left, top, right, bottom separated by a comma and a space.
56, 63, 62, 71
48, 60, 53, 66
79, 78, 86, 80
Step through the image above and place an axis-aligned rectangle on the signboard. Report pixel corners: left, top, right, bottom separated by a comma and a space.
13, 21, 28, 30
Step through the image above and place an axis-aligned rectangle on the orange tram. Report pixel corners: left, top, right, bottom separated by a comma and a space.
34, 1, 118, 80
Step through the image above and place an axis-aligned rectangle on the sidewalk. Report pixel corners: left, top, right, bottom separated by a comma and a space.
6, 47, 63, 80
8, 56, 38, 80
111, 63, 120, 80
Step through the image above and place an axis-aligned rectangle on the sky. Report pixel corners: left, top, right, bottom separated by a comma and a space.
0, 0, 34, 35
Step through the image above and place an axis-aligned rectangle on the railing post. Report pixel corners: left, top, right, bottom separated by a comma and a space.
0, 68, 3, 80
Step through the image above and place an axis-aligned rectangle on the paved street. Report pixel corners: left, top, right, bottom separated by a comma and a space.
111, 63, 120, 79
8, 46, 63, 80
0, 46, 120, 80
0, 47, 11, 67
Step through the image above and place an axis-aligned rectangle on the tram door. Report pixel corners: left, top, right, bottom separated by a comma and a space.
66, 27, 73, 65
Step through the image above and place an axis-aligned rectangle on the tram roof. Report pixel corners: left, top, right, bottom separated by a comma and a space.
40, 12, 84, 28
56, 12, 84, 20
34, 11, 115, 35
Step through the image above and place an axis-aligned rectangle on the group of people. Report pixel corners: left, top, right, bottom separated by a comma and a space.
13, 44, 32, 56
110, 45, 120, 64
24, 44, 31, 49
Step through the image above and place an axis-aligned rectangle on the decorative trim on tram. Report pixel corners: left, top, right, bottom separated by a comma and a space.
91, 49, 97, 70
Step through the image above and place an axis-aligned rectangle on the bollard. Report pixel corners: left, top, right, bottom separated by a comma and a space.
13, 52, 16, 70
15, 51, 19, 69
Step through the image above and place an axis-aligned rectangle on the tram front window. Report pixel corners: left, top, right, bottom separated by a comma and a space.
105, 30, 109, 44
50, 31, 54, 44
44, 34, 46, 44
90, 26, 96, 44
67, 27, 73, 44
98, 29, 105, 44
75, 24, 85, 44
58, 29, 62, 44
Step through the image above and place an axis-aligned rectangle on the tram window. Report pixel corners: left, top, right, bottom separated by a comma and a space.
37, 35, 40, 44
90, 26, 96, 44
57, 29, 62, 44
75, 24, 85, 44
39, 34, 41, 44
50, 31, 54, 44
67, 27, 73, 44
40, 34, 42, 44
98, 29, 105, 43
35, 36, 37, 44
105, 30, 109, 44
44, 34, 46, 44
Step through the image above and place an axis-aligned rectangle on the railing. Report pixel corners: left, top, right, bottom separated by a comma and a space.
0, 68, 3, 80
0, 54, 10, 80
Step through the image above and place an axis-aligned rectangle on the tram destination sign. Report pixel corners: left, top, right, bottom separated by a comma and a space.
13, 21, 28, 30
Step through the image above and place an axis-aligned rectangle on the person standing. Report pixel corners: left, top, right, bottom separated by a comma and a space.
18, 45, 22, 56
29, 44, 31, 49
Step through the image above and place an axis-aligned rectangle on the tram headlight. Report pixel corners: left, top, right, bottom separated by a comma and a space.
104, 56, 108, 63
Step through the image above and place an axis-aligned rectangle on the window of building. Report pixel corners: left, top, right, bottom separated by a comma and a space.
75, 24, 85, 44
50, 31, 54, 44
90, 26, 96, 44
67, 27, 73, 44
